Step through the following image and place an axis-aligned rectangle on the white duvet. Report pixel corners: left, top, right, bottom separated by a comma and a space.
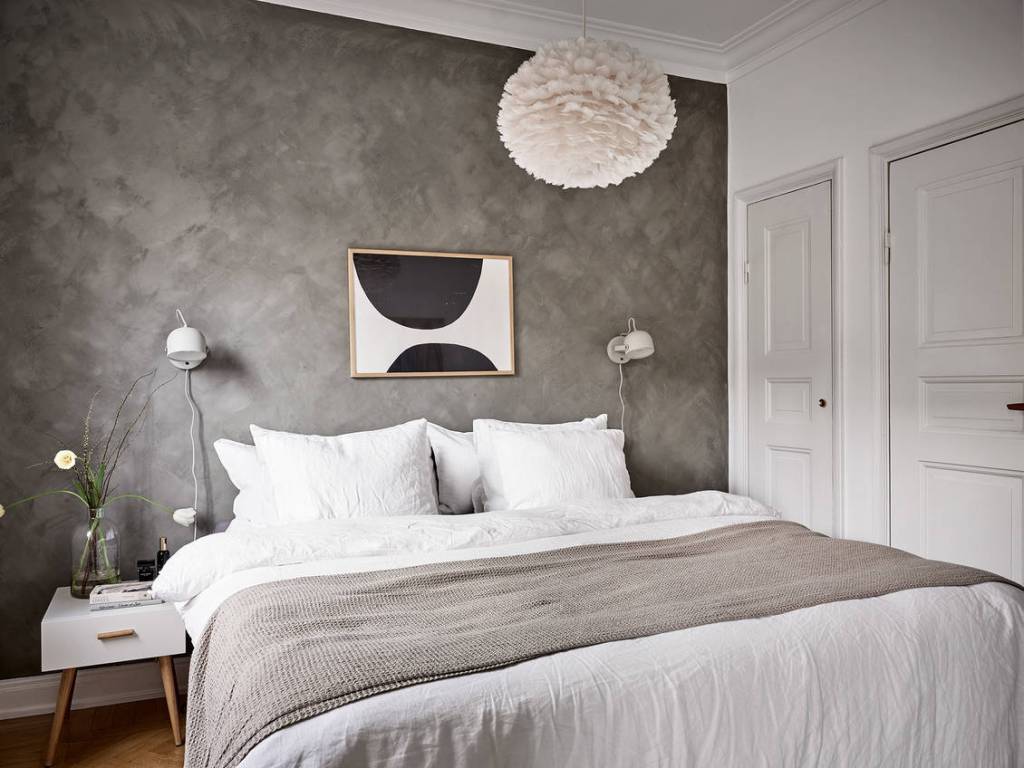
154, 492, 1024, 768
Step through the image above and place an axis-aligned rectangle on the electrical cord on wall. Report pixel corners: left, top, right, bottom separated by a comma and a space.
618, 362, 626, 434
168, 307, 207, 540
185, 364, 199, 542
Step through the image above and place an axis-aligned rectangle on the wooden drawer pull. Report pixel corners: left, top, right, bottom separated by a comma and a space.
97, 629, 136, 640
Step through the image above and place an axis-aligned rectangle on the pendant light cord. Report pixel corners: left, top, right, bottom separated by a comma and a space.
185, 369, 199, 542
581, 0, 587, 38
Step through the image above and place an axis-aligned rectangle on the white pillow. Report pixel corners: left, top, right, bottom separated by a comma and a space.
426, 424, 478, 515
470, 479, 487, 514
213, 439, 278, 524
250, 419, 437, 522
488, 428, 633, 510
473, 415, 607, 512
232, 487, 269, 524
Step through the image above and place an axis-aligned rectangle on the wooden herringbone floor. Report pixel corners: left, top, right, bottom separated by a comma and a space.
0, 698, 184, 768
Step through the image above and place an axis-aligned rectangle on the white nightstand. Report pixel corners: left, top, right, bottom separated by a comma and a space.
40, 587, 186, 767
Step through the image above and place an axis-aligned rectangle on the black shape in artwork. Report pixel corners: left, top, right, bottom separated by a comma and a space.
388, 344, 497, 373
353, 252, 482, 330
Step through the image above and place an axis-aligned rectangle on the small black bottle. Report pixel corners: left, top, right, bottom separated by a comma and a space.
137, 559, 156, 581
156, 536, 171, 574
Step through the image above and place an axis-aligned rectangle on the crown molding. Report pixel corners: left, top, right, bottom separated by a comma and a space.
261, 0, 726, 81
723, 0, 887, 81
259, 0, 876, 83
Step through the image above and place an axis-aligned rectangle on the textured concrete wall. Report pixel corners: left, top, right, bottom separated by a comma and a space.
0, 0, 727, 679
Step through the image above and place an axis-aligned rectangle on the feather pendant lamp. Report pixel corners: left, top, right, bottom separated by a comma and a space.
497, 1, 677, 189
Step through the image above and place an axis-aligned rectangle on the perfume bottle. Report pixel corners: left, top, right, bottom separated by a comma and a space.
156, 537, 171, 574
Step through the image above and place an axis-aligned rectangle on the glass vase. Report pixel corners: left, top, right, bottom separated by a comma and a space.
71, 508, 120, 599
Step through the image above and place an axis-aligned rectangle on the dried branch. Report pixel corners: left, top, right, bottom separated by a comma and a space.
101, 373, 177, 499
82, 390, 100, 463
100, 370, 155, 468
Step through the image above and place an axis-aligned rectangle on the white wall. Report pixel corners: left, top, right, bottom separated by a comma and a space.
728, 0, 1024, 543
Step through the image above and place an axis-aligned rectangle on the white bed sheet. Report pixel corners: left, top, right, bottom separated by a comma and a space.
161, 493, 1024, 768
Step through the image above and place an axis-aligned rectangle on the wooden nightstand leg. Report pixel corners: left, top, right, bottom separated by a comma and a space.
44, 667, 77, 767
157, 656, 184, 746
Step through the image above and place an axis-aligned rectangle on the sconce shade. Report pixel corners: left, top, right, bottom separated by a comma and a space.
623, 329, 654, 359
166, 326, 208, 370
607, 318, 654, 364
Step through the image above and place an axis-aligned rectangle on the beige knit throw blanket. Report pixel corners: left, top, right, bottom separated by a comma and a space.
185, 520, 1017, 768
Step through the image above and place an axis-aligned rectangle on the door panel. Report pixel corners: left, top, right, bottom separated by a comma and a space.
765, 446, 813, 527
765, 220, 811, 352
766, 378, 812, 423
747, 181, 833, 532
919, 463, 1021, 578
920, 377, 1024, 435
918, 165, 1023, 345
889, 120, 1024, 581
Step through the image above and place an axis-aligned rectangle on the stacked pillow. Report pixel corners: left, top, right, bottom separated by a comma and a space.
472, 415, 611, 512
215, 419, 436, 525
251, 419, 436, 522
215, 413, 633, 525
424, 423, 479, 515
483, 428, 632, 510
212, 439, 277, 524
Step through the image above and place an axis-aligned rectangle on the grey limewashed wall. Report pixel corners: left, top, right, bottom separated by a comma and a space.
0, 0, 728, 679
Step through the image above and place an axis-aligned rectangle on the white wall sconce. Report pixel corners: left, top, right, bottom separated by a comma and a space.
607, 317, 654, 364
166, 310, 208, 370
167, 309, 207, 540
607, 317, 654, 433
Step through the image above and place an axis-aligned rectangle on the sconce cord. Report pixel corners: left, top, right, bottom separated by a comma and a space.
618, 362, 626, 434
617, 316, 637, 435
185, 369, 199, 542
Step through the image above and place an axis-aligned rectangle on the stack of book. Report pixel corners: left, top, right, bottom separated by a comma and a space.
88, 581, 164, 611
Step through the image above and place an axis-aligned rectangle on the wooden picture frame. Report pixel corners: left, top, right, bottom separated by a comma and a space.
347, 248, 516, 378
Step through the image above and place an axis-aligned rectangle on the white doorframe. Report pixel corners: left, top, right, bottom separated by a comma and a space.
729, 158, 844, 536
869, 94, 1024, 545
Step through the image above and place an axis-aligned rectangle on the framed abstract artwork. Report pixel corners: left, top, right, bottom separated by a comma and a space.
347, 248, 515, 378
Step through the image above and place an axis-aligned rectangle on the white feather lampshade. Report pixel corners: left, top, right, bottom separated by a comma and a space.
497, 37, 677, 189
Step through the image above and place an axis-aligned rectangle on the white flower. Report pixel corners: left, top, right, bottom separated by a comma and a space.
0, 504, 5, 519
54, 450, 77, 470
172, 507, 197, 527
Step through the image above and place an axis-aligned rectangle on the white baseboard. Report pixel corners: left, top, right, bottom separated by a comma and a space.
0, 657, 190, 721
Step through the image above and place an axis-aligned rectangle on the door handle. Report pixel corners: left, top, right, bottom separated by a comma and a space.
1007, 403, 1024, 411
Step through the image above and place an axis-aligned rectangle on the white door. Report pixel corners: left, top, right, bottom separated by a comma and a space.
890, 120, 1024, 581
747, 181, 834, 532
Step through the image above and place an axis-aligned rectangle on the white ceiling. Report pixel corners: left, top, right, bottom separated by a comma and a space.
510, 0, 796, 46
261, 0, 882, 82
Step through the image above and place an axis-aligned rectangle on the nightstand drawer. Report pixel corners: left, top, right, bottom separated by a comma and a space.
41, 600, 185, 671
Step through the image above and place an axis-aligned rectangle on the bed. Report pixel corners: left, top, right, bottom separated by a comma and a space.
152, 418, 1024, 768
